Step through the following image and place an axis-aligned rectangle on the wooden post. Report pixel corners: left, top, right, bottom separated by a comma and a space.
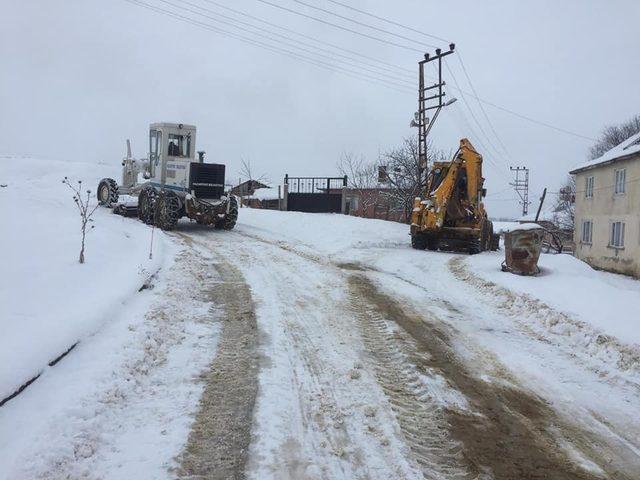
535, 188, 547, 222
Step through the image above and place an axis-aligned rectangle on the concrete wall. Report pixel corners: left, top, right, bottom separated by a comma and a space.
573, 155, 640, 277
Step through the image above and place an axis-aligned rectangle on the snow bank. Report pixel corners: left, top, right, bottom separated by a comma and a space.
498, 222, 543, 233
492, 221, 521, 234
466, 251, 640, 347
236, 208, 409, 255
0, 157, 168, 400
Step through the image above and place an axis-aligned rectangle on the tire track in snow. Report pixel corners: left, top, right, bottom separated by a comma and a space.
348, 273, 624, 480
347, 274, 471, 480
175, 235, 259, 480
186, 226, 634, 478
182, 227, 423, 479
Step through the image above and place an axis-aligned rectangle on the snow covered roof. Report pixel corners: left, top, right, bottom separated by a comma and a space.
498, 222, 544, 233
252, 187, 280, 201
570, 131, 640, 174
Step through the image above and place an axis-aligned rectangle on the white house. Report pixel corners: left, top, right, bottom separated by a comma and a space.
570, 131, 640, 278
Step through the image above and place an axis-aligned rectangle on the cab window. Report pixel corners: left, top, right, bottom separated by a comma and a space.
167, 133, 191, 157
149, 130, 161, 175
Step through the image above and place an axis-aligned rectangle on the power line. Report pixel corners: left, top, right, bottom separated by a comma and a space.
456, 52, 510, 156
305, 0, 596, 142
574, 175, 640, 194
445, 62, 509, 167
470, 97, 597, 141
254, 0, 423, 53
486, 186, 515, 197
163, 0, 416, 87
196, 0, 415, 75
449, 101, 511, 181
124, 0, 414, 94
289, 0, 438, 49
324, 0, 450, 44
259, 0, 515, 162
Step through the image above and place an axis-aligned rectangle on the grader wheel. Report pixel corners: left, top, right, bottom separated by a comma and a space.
97, 178, 118, 206
138, 186, 157, 225
155, 190, 181, 231
215, 196, 238, 230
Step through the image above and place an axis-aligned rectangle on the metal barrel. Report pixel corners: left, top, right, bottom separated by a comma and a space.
502, 227, 545, 275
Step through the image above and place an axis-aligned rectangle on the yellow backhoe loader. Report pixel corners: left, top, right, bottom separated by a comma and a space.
410, 138, 499, 254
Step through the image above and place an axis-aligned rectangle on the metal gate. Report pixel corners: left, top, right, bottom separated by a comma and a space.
284, 175, 347, 213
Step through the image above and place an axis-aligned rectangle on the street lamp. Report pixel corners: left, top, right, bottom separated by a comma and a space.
410, 98, 457, 128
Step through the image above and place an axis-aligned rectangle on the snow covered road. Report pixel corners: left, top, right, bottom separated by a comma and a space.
3, 205, 640, 479
172, 210, 640, 479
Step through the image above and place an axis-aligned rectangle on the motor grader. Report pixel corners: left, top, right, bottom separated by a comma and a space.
96, 122, 237, 231
410, 138, 499, 254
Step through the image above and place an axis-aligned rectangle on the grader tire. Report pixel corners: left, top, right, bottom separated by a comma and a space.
215, 196, 238, 230
97, 178, 119, 206
138, 187, 157, 225
155, 190, 181, 231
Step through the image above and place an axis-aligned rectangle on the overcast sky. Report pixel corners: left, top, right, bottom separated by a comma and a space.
2, 0, 638, 218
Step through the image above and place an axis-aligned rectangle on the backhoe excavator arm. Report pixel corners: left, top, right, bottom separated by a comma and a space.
411, 138, 485, 230
458, 138, 485, 209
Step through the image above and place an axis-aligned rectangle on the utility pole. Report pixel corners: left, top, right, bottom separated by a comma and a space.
534, 187, 547, 222
510, 166, 530, 216
414, 43, 456, 190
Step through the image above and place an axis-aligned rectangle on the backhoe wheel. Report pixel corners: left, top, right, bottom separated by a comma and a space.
426, 237, 439, 251
155, 190, 181, 231
215, 196, 238, 231
138, 186, 157, 225
480, 219, 490, 252
97, 178, 119, 206
411, 233, 427, 250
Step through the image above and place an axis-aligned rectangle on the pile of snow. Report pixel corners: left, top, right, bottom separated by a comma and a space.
235, 208, 409, 255
571, 130, 640, 172
466, 251, 640, 347
0, 157, 168, 401
493, 222, 543, 234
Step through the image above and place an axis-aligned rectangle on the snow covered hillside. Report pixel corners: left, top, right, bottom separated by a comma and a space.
0, 156, 169, 400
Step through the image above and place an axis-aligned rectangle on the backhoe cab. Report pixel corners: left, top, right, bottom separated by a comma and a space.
411, 138, 499, 254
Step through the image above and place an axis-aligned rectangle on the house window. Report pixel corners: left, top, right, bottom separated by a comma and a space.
581, 220, 593, 244
610, 221, 625, 248
614, 169, 626, 194
585, 176, 594, 198
346, 195, 359, 213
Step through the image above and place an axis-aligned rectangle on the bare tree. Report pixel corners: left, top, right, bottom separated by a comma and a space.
239, 157, 268, 184
337, 138, 448, 222
589, 114, 640, 160
63, 177, 99, 264
551, 176, 576, 231
379, 137, 448, 222
336, 152, 378, 214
